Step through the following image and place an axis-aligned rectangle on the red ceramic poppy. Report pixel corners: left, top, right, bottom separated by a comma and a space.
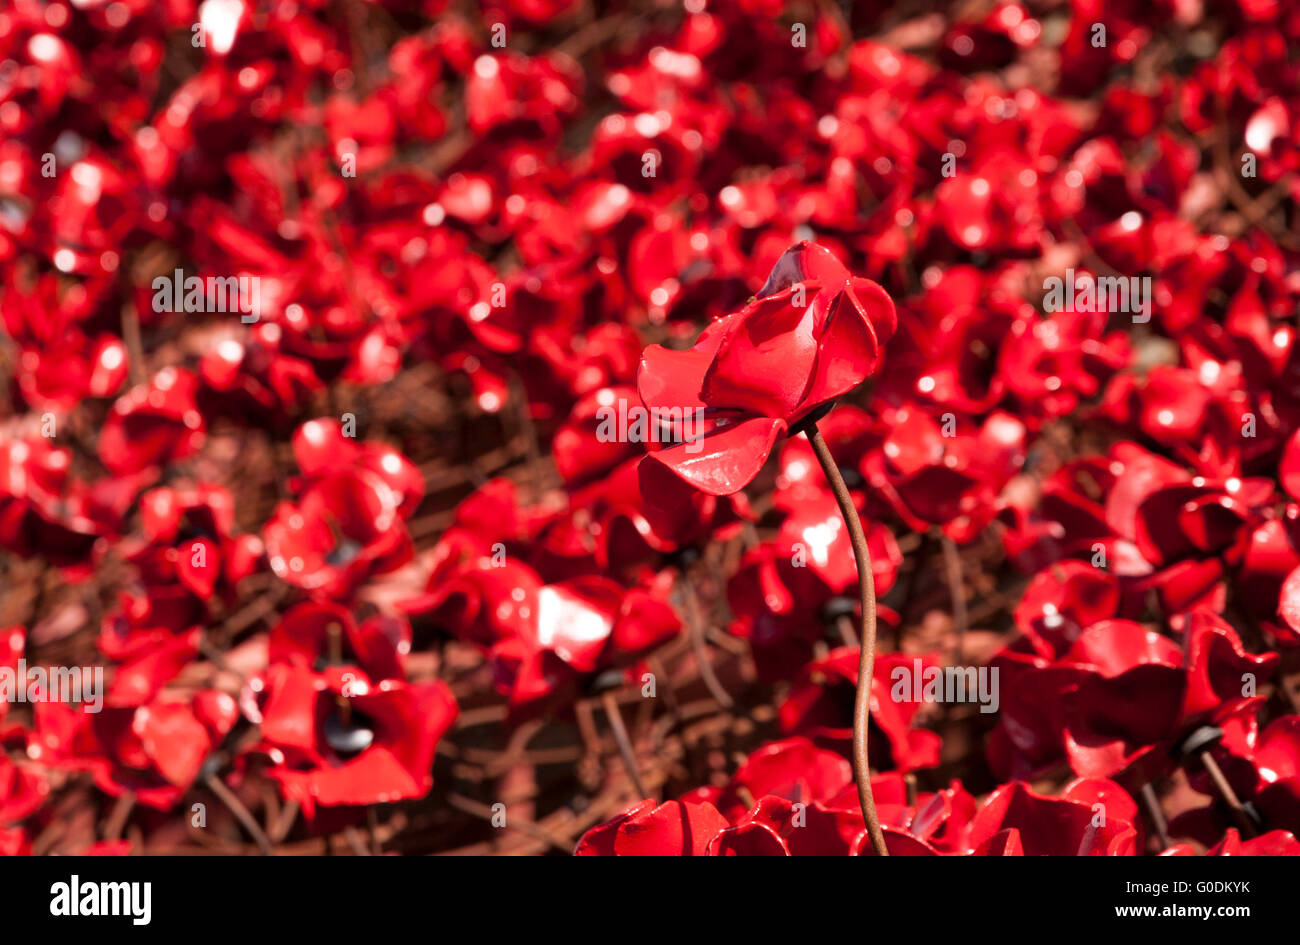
263, 467, 412, 599
714, 736, 853, 821
268, 601, 409, 683
1055, 612, 1276, 781
779, 647, 942, 773
0, 753, 49, 824
98, 368, 206, 477
31, 689, 237, 810
636, 241, 896, 496
969, 781, 1139, 856
1205, 829, 1300, 856
252, 665, 457, 815
575, 799, 730, 856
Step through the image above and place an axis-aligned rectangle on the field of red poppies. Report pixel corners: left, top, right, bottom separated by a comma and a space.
1, 0, 1298, 858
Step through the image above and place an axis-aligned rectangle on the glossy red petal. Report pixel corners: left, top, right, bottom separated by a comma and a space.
638, 416, 785, 496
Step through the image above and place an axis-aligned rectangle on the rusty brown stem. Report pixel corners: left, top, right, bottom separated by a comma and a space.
940, 532, 967, 664
204, 773, 274, 856
1199, 751, 1257, 839
601, 691, 649, 800
807, 423, 888, 857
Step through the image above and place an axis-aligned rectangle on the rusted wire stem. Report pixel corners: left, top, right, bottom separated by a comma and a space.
204, 773, 274, 856
601, 691, 649, 800
807, 424, 888, 857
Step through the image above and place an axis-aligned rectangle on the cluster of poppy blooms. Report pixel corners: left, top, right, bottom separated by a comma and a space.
2, 0, 1299, 856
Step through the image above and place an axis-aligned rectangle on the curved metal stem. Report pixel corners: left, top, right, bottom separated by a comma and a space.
808, 424, 888, 857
